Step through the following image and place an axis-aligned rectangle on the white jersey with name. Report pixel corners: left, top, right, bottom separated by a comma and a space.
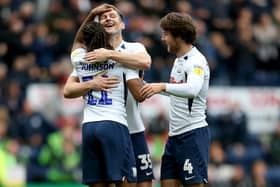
168, 47, 210, 136
115, 41, 146, 134
70, 48, 139, 126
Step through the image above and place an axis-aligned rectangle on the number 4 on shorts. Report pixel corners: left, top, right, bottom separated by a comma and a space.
183, 159, 193, 174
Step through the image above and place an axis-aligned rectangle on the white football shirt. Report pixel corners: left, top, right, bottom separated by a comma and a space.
168, 47, 210, 136
70, 48, 139, 126
115, 41, 147, 134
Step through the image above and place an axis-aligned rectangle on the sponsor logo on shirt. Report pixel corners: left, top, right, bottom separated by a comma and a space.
71, 50, 80, 58
193, 65, 203, 76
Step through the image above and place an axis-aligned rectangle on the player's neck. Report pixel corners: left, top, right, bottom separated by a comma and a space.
176, 43, 193, 58
109, 34, 123, 49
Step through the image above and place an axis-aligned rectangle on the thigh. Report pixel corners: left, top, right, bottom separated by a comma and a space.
82, 122, 105, 185
176, 127, 210, 186
130, 132, 154, 183
89, 183, 110, 187
160, 137, 179, 180
100, 121, 137, 183
161, 179, 181, 187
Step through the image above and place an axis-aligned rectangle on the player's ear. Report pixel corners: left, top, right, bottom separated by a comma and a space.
120, 21, 125, 30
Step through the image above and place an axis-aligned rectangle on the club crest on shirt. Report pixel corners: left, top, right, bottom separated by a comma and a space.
176, 63, 183, 73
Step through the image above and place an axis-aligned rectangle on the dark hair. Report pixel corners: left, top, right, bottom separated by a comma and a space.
82, 22, 112, 51
160, 12, 196, 44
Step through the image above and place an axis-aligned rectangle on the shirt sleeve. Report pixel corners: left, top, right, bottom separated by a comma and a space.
70, 69, 78, 77
131, 43, 147, 53
70, 48, 87, 66
124, 67, 140, 81
165, 58, 205, 98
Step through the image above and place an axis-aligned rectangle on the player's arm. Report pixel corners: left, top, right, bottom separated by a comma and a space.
63, 71, 120, 98
125, 68, 145, 102
127, 78, 145, 102
64, 75, 90, 98
84, 44, 151, 70
72, 4, 114, 51
108, 50, 151, 70
140, 64, 204, 98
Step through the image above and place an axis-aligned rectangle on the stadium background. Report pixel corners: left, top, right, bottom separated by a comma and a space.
0, 0, 280, 186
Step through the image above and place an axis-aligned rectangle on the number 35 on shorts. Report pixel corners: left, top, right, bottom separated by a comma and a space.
138, 154, 152, 170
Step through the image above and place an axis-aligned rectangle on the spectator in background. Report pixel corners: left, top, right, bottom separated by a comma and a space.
272, 0, 280, 42
209, 0, 233, 31
269, 119, 280, 165
27, 125, 81, 183
0, 63, 8, 100
0, 106, 25, 187
208, 141, 234, 187
250, 160, 271, 187
147, 110, 169, 135
253, 12, 280, 85
217, 102, 248, 148
253, 12, 278, 67
3, 80, 24, 118
208, 141, 251, 187
174, 0, 192, 15
0, 106, 9, 147
230, 7, 257, 85
33, 23, 55, 68
209, 31, 232, 85
214, 102, 264, 172
16, 100, 57, 146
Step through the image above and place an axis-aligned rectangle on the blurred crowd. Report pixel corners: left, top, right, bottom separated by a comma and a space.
0, 0, 280, 186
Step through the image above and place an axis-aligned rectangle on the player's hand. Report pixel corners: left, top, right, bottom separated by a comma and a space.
89, 4, 114, 18
84, 48, 111, 63
88, 71, 120, 92
140, 83, 165, 98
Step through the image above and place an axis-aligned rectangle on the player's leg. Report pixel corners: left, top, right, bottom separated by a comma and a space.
116, 179, 136, 187
183, 184, 204, 187
161, 179, 204, 187
176, 127, 210, 187
135, 181, 152, 187
130, 132, 154, 187
88, 183, 108, 187
82, 122, 107, 186
101, 121, 137, 186
160, 136, 180, 187
161, 179, 181, 187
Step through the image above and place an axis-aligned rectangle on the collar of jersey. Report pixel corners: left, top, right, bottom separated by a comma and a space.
178, 46, 196, 61
115, 40, 126, 51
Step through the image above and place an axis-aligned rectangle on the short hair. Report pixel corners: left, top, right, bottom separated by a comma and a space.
82, 22, 112, 51
160, 12, 196, 44
98, 4, 124, 21
112, 6, 124, 20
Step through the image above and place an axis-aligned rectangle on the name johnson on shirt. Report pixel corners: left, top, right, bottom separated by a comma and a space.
80, 61, 116, 71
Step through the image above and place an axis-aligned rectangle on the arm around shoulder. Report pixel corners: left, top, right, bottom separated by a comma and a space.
109, 50, 151, 70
